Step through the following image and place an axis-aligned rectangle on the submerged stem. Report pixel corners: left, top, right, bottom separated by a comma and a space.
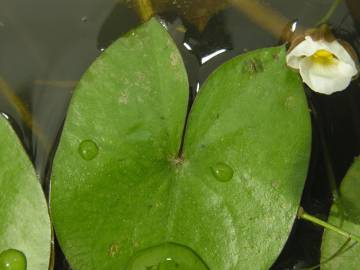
298, 207, 360, 243
134, 0, 155, 22
317, 0, 342, 26
319, 126, 345, 225
230, 0, 291, 38
0, 79, 50, 156
303, 237, 353, 270
308, 100, 345, 225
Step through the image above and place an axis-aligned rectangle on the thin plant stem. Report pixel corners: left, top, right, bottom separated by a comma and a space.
319, 126, 345, 226
308, 101, 345, 226
134, 0, 154, 22
0, 78, 50, 155
302, 237, 352, 270
230, 0, 292, 38
298, 207, 360, 243
317, 0, 343, 26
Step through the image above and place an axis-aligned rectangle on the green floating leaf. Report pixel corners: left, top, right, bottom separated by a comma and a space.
0, 116, 51, 270
51, 18, 311, 270
0, 249, 27, 270
321, 157, 360, 269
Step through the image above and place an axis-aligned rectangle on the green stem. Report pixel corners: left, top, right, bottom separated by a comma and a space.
317, 0, 342, 26
308, 101, 345, 225
298, 208, 360, 243
319, 127, 345, 226
134, 0, 154, 22
320, 132, 340, 202
303, 238, 352, 270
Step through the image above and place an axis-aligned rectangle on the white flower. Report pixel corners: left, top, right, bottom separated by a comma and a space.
286, 35, 358, 95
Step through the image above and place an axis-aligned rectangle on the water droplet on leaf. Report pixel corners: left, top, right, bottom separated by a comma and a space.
211, 162, 234, 182
78, 140, 99, 160
0, 249, 27, 270
127, 242, 208, 270
157, 258, 179, 270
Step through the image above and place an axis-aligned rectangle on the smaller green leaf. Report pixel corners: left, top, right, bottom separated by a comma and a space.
0, 115, 51, 270
0, 249, 27, 270
340, 160, 360, 224
321, 156, 360, 269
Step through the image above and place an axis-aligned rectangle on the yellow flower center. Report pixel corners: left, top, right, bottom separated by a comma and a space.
310, 49, 337, 65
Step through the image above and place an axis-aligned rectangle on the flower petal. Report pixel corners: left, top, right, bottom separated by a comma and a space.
318, 39, 358, 72
287, 36, 325, 69
299, 57, 354, 94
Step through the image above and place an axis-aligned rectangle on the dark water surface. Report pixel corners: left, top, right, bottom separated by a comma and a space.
0, 0, 360, 269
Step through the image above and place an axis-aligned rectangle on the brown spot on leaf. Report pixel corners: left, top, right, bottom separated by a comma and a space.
119, 92, 129, 104
170, 52, 179, 66
243, 58, 264, 74
272, 181, 280, 189
284, 96, 294, 108
133, 240, 140, 248
108, 243, 120, 257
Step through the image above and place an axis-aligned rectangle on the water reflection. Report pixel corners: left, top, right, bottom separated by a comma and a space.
201, 49, 227, 64
1, 112, 9, 119
183, 42, 192, 51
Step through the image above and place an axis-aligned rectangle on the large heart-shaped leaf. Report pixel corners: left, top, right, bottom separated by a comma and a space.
321, 157, 360, 269
51, 18, 311, 270
0, 115, 51, 270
